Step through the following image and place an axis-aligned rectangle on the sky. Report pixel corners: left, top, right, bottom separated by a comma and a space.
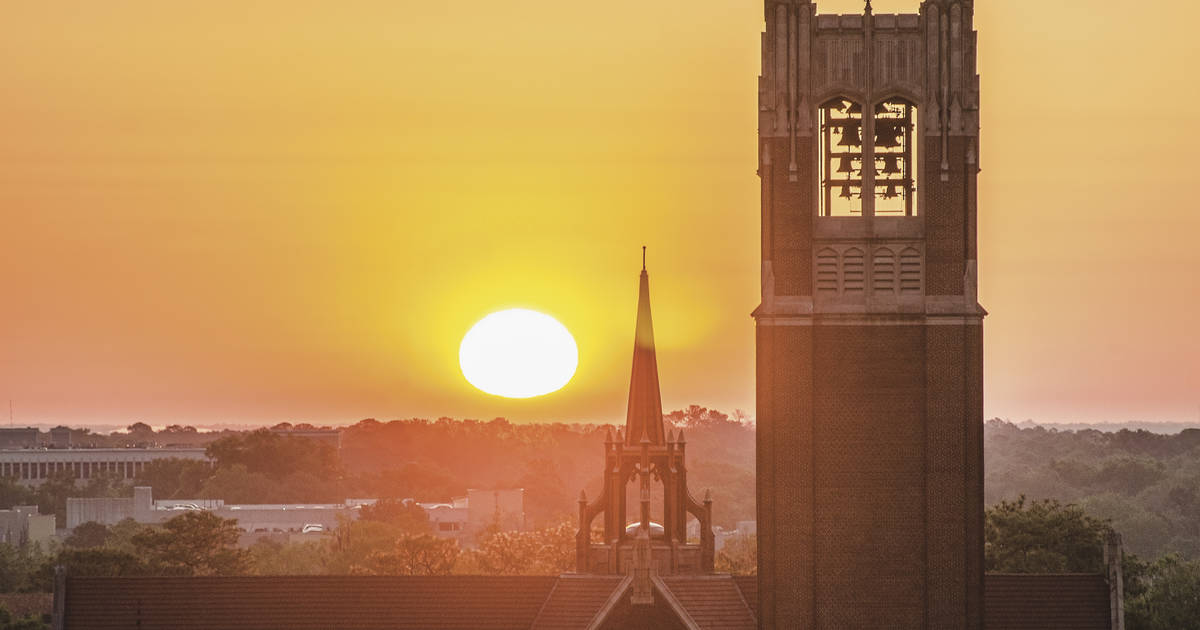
1, 1, 1198, 428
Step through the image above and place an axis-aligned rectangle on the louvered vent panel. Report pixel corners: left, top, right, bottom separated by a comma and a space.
843, 248, 865, 293
816, 249, 839, 293
899, 248, 922, 294
873, 248, 896, 294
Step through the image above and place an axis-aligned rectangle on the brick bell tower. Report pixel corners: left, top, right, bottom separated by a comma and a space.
753, 1, 984, 629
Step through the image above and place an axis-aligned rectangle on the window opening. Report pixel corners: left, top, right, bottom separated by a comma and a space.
819, 97, 864, 216
873, 99, 918, 216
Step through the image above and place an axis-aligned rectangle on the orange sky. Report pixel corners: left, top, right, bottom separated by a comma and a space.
2, 1, 1198, 427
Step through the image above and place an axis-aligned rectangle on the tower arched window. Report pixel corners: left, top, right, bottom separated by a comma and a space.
873, 98, 918, 216
819, 97, 864, 217
820, 97, 919, 217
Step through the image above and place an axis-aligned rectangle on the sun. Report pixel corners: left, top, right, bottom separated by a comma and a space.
459, 309, 579, 398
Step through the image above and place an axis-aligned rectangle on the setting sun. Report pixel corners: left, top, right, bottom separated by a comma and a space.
458, 309, 578, 399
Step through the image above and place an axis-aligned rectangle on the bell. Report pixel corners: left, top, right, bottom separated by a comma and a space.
839, 182, 854, 199
881, 183, 900, 199
836, 155, 855, 173
837, 122, 861, 147
875, 122, 901, 149
825, 99, 847, 113
847, 102, 862, 115
880, 155, 902, 175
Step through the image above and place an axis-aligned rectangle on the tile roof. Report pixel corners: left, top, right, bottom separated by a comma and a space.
62, 575, 557, 630
985, 573, 1112, 630
530, 575, 627, 630
658, 576, 757, 630
60, 572, 1115, 630
732, 575, 758, 618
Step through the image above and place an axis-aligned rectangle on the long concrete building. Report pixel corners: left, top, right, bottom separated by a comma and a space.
0, 448, 209, 485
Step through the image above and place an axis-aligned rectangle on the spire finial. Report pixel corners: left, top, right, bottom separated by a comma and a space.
642, 246, 646, 272
864, 0, 872, 14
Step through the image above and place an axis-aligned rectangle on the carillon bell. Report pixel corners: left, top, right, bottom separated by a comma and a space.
880, 183, 900, 199
880, 155, 902, 175
836, 156, 855, 173
837, 123, 861, 147
839, 182, 854, 199
874, 122, 901, 149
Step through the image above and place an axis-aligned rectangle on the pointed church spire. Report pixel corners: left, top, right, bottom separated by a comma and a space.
625, 253, 666, 445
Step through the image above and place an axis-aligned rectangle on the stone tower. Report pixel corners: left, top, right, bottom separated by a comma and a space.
753, 1, 984, 628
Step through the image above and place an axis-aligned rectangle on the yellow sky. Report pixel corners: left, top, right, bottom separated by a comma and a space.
1, 1, 1198, 426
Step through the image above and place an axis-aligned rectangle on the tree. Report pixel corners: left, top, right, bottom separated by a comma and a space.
715, 534, 757, 575
104, 518, 147, 556
514, 458, 572, 529
473, 521, 575, 575
351, 534, 459, 576
125, 422, 155, 442
206, 429, 339, 481
132, 511, 249, 576
29, 548, 146, 591
32, 469, 78, 528
985, 496, 1112, 573
63, 522, 109, 549
0, 477, 34, 510
1126, 554, 1200, 630
356, 499, 430, 534
249, 540, 328, 576
135, 458, 212, 499
0, 604, 50, 630
323, 518, 411, 575
0, 544, 43, 593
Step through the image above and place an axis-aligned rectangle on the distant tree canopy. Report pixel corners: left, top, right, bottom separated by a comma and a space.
986, 420, 1200, 561
206, 429, 339, 480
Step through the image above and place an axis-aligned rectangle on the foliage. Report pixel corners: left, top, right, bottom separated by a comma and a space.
206, 429, 340, 481
323, 518, 413, 575
985, 496, 1111, 573
715, 534, 757, 575
0, 604, 49, 630
350, 534, 459, 576
0, 546, 44, 593
135, 458, 212, 499
131, 511, 249, 576
472, 520, 575, 575
248, 540, 328, 576
63, 522, 109, 549
1126, 554, 1200, 630
0, 479, 34, 511
356, 499, 430, 533
28, 549, 148, 591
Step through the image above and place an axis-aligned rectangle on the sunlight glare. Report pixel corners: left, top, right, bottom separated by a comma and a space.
459, 309, 578, 398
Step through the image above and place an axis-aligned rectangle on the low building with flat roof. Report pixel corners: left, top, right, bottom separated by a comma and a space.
0, 428, 39, 449
0, 448, 209, 486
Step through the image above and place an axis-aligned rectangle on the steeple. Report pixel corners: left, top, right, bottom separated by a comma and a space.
624, 252, 666, 446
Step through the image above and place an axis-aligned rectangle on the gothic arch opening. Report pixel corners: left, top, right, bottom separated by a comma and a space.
819, 96, 864, 217
873, 97, 919, 216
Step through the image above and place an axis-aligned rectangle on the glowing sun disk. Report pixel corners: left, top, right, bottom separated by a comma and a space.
459, 309, 578, 398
